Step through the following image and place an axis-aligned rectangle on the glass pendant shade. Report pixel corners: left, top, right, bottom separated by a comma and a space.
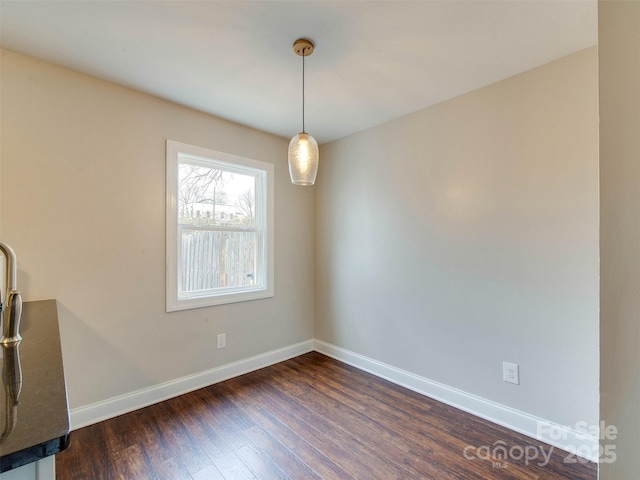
288, 132, 319, 185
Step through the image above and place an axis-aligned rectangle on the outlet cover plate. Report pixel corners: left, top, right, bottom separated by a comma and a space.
503, 362, 519, 385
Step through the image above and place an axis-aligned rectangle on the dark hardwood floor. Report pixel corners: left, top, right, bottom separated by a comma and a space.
56, 352, 596, 479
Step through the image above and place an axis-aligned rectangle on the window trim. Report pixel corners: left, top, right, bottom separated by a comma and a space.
166, 140, 274, 312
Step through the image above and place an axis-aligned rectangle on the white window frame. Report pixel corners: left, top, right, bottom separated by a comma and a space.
166, 140, 274, 312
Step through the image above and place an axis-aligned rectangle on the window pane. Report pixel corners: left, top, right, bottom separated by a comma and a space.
178, 163, 256, 228
167, 140, 273, 311
179, 230, 257, 295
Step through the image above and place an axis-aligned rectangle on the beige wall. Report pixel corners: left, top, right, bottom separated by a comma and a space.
1, 42, 606, 456
599, 1, 640, 478
0, 50, 315, 409
316, 47, 599, 428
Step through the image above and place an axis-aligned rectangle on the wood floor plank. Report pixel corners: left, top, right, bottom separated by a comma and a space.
56, 352, 597, 480
233, 377, 440, 479
163, 393, 230, 461
189, 386, 254, 453
113, 444, 157, 480
210, 451, 256, 480
54, 425, 106, 480
234, 443, 290, 480
124, 406, 174, 466
242, 402, 355, 480
153, 457, 193, 480
147, 401, 214, 475
191, 465, 227, 480
282, 355, 588, 480
199, 366, 419, 479
242, 425, 320, 480
268, 360, 489, 478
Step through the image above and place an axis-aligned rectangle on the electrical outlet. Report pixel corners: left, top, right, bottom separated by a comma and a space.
503, 362, 519, 385
217, 333, 226, 349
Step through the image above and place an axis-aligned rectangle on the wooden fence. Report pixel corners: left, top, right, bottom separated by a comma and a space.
179, 229, 256, 293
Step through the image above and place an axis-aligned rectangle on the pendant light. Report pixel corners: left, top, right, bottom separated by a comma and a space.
288, 38, 319, 186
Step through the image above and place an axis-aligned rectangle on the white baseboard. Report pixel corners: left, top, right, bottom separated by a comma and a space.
313, 339, 599, 463
70, 340, 314, 430
70, 338, 598, 463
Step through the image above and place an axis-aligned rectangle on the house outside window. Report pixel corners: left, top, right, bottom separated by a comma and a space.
166, 140, 274, 311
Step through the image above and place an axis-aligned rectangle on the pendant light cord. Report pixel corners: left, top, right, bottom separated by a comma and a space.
302, 47, 306, 133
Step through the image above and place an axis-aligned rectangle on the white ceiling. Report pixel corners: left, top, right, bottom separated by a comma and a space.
0, 1, 597, 144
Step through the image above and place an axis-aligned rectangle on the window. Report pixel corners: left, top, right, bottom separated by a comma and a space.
166, 140, 274, 311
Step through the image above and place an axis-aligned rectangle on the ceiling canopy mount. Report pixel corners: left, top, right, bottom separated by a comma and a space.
293, 39, 314, 57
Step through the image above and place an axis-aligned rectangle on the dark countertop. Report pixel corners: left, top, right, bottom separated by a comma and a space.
0, 300, 70, 473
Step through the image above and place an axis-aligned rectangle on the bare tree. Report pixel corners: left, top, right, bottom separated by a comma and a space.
178, 165, 223, 208
214, 190, 227, 205
235, 189, 254, 219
